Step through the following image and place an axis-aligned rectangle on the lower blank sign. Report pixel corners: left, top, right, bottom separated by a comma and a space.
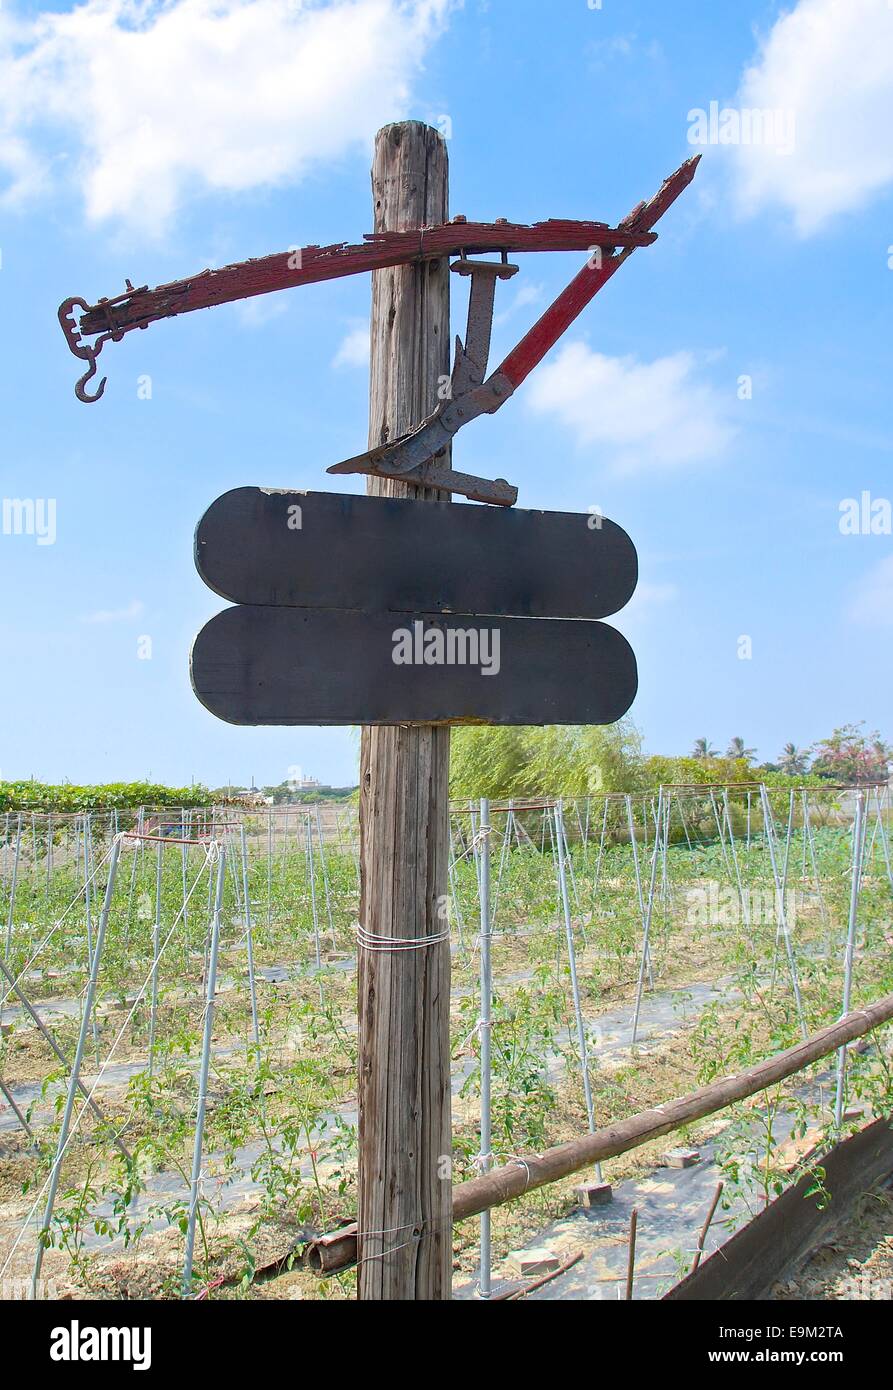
190, 606, 637, 726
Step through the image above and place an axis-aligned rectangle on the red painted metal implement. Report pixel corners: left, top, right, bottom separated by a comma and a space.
57, 159, 697, 411
57, 155, 699, 504
57, 215, 658, 404
327, 156, 700, 500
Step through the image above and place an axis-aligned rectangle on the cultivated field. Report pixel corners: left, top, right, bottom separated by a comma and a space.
1, 787, 890, 1299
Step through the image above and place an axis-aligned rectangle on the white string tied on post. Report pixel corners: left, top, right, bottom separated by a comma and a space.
355, 922, 450, 953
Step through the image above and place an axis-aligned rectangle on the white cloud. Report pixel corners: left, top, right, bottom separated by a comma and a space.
0, 0, 451, 235
493, 281, 544, 327
730, 0, 893, 234
586, 33, 663, 71
632, 582, 678, 608
526, 341, 733, 473
333, 322, 370, 368
234, 296, 289, 329
616, 581, 678, 630
849, 555, 893, 628
81, 599, 145, 624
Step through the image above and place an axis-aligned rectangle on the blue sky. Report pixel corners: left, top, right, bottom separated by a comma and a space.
1, 0, 891, 788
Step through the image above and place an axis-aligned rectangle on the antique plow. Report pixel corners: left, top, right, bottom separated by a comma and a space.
58, 155, 699, 504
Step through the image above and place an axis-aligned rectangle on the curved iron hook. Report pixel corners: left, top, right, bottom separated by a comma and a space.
74, 348, 107, 404
58, 297, 116, 403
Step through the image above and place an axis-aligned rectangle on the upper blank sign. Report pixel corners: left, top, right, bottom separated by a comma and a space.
194, 489, 637, 620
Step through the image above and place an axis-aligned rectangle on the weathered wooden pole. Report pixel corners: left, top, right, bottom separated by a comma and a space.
357, 122, 452, 1300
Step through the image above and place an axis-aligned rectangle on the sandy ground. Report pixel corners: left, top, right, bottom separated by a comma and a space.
772, 1181, 893, 1301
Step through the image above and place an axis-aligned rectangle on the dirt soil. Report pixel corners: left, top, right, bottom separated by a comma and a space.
772, 1181, 893, 1300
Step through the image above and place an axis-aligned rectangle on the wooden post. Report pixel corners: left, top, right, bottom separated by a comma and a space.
357, 122, 452, 1300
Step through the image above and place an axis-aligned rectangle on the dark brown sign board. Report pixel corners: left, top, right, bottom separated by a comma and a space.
194, 489, 637, 620
190, 607, 637, 727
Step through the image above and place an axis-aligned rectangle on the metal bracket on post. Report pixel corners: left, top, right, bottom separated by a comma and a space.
329, 253, 520, 506
328, 156, 700, 504
449, 253, 518, 394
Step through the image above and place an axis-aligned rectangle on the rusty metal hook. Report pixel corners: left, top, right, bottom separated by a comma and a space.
74, 348, 107, 403
58, 296, 110, 403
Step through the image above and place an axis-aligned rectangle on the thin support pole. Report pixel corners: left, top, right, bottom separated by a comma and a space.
124, 808, 143, 949
4, 813, 22, 958
591, 797, 609, 910
447, 820, 467, 955
555, 803, 600, 1181
314, 804, 337, 951
266, 808, 273, 931
759, 785, 806, 1038
834, 793, 865, 1129
660, 790, 671, 910
561, 808, 580, 910
182, 846, 226, 1297
306, 816, 323, 1003
677, 794, 693, 852
625, 1208, 638, 1300
722, 789, 750, 932
282, 805, 289, 883
469, 801, 484, 899
477, 798, 492, 1300
32, 835, 123, 1298
83, 814, 94, 968
0, 955, 130, 1159
801, 791, 829, 931
779, 789, 795, 904
148, 840, 162, 1079
691, 1181, 724, 1273
631, 788, 664, 1045
872, 786, 893, 895
708, 791, 733, 882
46, 813, 53, 901
492, 803, 513, 925
0, 1076, 33, 1140
181, 818, 190, 936
240, 826, 260, 1052
625, 794, 644, 921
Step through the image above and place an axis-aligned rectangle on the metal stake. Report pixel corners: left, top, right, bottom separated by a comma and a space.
306, 816, 323, 1003
4, 813, 22, 958
239, 825, 260, 1051
631, 787, 663, 1045
555, 803, 600, 1180
32, 835, 123, 1297
314, 803, 337, 951
477, 798, 492, 1299
758, 784, 806, 1038
182, 845, 226, 1296
834, 793, 865, 1129
148, 839, 162, 1078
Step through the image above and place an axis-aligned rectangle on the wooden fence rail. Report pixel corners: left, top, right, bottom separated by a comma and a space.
306, 990, 893, 1276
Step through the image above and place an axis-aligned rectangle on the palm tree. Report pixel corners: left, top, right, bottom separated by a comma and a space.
726, 736, 756, 762
778, 743, 809, 776
691, 737, 718, 760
